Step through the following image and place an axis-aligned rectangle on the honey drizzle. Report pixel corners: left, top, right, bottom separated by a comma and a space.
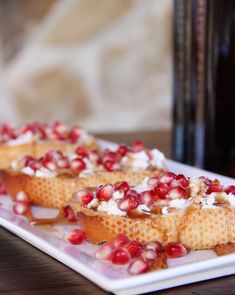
25, 209, 64, 225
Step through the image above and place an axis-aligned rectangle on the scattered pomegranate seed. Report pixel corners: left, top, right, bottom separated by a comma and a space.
71, 158, 86, 172
73, 190, 94, 206
114, 234, 129, 248
147, 177, 159, 189
224, 185, 235, 194
65, 229, 86, 245
75, 146, 88, 158
117, 196, 139, 211
94, 243, 115, 260
158, 172, 176, 184
68, 126, 81, 143
207, 184, 223, 194
168, 186, 188, 199
145, 241, 163, 253
96, 184, 115, 201
63, 205, 77, 222
115, 181, 130, 193
128, 257, 149, 275
102, 150, 120, 163
15, 192, 30, 204
125, 189, 140, 199
117, 144, 128, 156
13, 202, 30, 215
154, 183, 169, 198
103, 160, 120, 172
111, 248, 131, 265
132, 140, 144, 152
165, 242, 188, 258
140, 249, 157, 262
139, 190, 156, 207
125, 241, 143, 258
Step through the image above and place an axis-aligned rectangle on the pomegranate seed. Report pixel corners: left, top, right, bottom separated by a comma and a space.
117, 144, 128, 156
115, 181, 130, 193
71, 158, 86, 172
28, 160, 43, 171
19, 155, 34, 167
94, 243, 115, 260
128, 257, 149, 275
65, 229, 86, 245
145, 241, 163, 253
207, 184, 223, 194
224, 185, 235, 194
73, 190, 94, 206
139, 190, 156, 207
117, 196, 139, 211
132, 140, 144, 152
13, 202, 30, 215
199, 176, 212, 187
15, 192, 30, 204
103, 160, 120, 172
68, 126, 81, 143
147, 177, 159, 189
125, 241, 143, 258
63, 205, 77, 222
125, 189, 140, 199
166, 242, 188, 258
114, 234, 129, 248
158, 172, 176, 184
75, 146, 88, 158
154, 183, 169, 198
57, 157, 70, 169
140, 249, 157, 261
168, 186, 188, 199
42, 158, 57, 171
175, 174, 189, 188
111, 248, 131, 265
96, 184, 115, 201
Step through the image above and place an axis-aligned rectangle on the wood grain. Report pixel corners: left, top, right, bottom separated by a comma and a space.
0, 131, 234, 295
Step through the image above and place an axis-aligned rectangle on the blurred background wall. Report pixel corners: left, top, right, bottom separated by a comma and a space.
0, 0, 173, 133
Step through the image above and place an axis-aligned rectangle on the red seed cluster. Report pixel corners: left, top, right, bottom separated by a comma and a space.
94, 234, 189, 275
0, 121, 87, 144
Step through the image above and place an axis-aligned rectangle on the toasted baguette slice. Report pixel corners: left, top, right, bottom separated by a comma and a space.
68, 196, 235, 250
0, 170, 158, 208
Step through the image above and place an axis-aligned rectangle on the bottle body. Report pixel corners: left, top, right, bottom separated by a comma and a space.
173, 0, 235, 177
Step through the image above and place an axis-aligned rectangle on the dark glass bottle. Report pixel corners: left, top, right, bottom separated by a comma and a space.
173, 0, 235, 177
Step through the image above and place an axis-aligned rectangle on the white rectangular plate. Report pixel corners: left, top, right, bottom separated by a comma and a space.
0, 140, 235, 294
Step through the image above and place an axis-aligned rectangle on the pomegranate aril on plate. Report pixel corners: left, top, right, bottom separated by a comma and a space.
71, 158, 86, 172
158, 172, 176, 184
168, 186, 188, 199
115, 181, 130, 193
128, 257, 149, 275
65, 229, 86, 245
125, 241, 143, 258
94, 243, 115, 260
111, 248, 131, 265
74, 190, 94, 206
117, 144, 128, 156
165, 242, 188, 258
132, 140, 144, 152
145, 241, 163, 253
63, 205, 77, 222
139, 190, 155, 207
15, 192, 30, 204
13, 202, 30, 215
114, 234, 129, 248
140, 249, 157, 262
96, 184, 115, 201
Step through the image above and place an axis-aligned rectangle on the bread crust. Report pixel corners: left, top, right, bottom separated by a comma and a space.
0, 170, 160, 208
68, 196, 235, 250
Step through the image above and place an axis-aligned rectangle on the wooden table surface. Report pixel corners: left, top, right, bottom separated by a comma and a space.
0, 131, 235, 295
